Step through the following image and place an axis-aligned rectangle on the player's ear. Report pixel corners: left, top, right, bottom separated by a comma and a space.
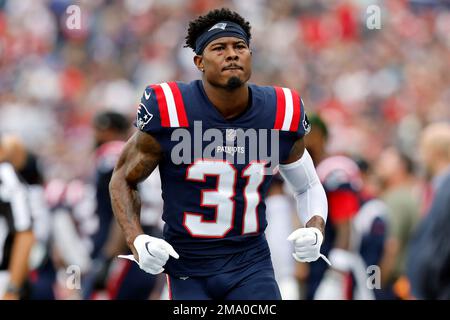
193, 55, 204, 72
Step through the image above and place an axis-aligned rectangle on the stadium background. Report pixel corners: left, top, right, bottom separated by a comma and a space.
0, 0, 449, 300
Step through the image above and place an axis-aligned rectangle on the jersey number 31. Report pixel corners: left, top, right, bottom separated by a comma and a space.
184, 160, 266, 238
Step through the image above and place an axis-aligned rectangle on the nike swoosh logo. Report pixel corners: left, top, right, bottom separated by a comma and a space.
179, 276, 189, 280
144, 90, 151, 100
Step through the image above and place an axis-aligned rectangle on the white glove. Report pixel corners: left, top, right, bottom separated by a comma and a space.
287, 227, 330, 264
118, 234, 179, 275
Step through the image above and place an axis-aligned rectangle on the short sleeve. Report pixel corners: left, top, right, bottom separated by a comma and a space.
272, 86, 311, 138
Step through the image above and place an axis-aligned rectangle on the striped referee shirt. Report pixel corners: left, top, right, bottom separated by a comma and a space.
0, 162, 32, 270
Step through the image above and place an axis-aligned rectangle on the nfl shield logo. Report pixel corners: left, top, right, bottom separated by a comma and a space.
225, 129, 237, 142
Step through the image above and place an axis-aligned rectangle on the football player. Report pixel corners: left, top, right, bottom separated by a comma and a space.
110, 8, 328, 300
84, 111, 160, 300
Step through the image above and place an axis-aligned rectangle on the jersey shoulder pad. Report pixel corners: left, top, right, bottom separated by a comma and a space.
268, 86, 310, 138
135, 82, 189, 134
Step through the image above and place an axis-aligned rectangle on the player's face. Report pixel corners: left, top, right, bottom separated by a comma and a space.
199, 37, 252, 89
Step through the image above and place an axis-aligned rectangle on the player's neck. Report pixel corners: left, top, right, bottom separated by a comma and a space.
202, 80, 249, 120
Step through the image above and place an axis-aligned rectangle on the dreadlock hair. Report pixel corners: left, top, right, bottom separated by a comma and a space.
184, 8, 252, 53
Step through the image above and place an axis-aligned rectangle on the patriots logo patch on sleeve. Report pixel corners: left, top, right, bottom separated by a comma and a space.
136, 103, 153, 130
303, 116, 311, 134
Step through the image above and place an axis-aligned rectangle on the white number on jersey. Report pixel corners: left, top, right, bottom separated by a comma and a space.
184, 160, 265, 238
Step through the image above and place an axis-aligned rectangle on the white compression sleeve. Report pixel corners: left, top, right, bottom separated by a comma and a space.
278, 149, 328, 225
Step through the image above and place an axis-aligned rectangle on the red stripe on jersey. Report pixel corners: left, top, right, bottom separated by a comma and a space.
166, 275, 173, 300
150, 84, 170, 127
289, 89, 301, 132
168, 82, 188, 127
274, 86, 286, 130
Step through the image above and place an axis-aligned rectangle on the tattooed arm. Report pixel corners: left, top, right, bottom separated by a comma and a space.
109, 131, 162, 259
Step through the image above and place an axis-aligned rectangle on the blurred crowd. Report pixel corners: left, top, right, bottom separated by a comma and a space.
1, 0, 450, 179
0, 0, 450, 299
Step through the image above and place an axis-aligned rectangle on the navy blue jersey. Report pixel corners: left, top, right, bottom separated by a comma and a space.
135, 80, 309, 276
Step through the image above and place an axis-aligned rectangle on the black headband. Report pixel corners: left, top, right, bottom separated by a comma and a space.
195, 21, 249, 55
